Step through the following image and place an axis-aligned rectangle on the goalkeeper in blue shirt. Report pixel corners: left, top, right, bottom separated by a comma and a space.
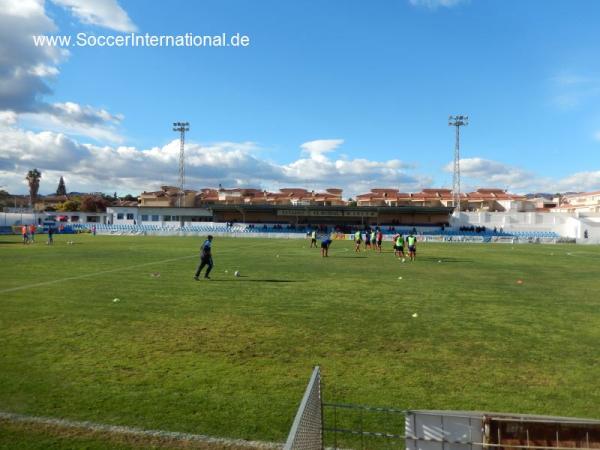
194, 235, 214, 280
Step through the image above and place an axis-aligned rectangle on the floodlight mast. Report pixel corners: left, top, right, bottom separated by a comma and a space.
448, 115, 468, 213
172, 122, 189, 210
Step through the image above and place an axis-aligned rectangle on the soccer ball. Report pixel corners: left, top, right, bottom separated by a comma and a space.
412, 313, 418, 318
234, 271, 240, 277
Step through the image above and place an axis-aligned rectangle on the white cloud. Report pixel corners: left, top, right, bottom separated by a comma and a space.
0, 0, 64, 112
0, 0, 45, 18
19, 102, 125, 143
3, 125, 599, 197
0, 127, 91, 172
0, 126, 427, 196
442, 156, 600, 194
0, 0, 126, 141
444, 157, 547, 192
555, 171, 600, 193
300, 139, 344, 162
0, 111, 17, 126
50, 0, 137, 32
408, 0, 468, 9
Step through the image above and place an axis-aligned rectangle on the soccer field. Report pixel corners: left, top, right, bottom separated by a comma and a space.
1, 234, 599, 447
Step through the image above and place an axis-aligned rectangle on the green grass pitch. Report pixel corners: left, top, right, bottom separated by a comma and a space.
1, 234, 599, 447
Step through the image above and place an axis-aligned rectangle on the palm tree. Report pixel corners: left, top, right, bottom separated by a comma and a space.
26, 169, 42, 207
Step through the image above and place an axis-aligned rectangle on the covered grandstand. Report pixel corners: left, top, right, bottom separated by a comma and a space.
69, 221, 561, 242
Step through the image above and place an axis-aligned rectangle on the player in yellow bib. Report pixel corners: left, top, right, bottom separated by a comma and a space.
395, 234, 405, 258
407, 232, 417, 261
310, 230, 317, 248
354, 230, 362, 252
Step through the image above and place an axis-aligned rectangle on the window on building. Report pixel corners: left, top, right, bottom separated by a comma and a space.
141, 215, 149, 221
117, 213, 124, 220
126, 213, 134, 220
71, 215, 79, 222
152, 215, 159, 221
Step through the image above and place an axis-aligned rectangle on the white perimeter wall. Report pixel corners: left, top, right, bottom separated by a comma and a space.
452, 211, 600, 244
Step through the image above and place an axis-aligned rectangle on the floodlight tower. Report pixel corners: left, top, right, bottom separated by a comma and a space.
172, 122, 190, 209
448, 115, 468, 213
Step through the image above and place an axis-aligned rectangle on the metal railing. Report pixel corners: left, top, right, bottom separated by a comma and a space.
323, 403, 406, 450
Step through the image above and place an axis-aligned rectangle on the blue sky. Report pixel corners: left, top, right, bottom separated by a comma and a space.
2, 0, 600, 196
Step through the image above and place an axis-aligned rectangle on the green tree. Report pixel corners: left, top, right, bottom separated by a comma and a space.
26, 169, 41, 206
121, 194, 137, 202
56, 176, 67, 196
80, 196, 107, 212
58, 199, 80, 212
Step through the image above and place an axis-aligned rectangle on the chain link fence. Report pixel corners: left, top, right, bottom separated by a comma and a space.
284, 366, 322, 450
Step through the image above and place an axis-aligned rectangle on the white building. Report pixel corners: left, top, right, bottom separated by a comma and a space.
107, 206, 213, 226
555, 191, 600, 213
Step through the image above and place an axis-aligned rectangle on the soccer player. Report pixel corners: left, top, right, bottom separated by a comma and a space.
370, 230, 376, 251
29, 224, 36, 243
321, 236, 332, 257
21, 225, 28, 244
364, 228, 371, 250
194, 235, 214, 280
47, 226, 54, 245
310, 229, 317, 248
376, 228, 383, 253
407, 232, 417, 261
395, 233, 405, 258
354, 229, 362, 252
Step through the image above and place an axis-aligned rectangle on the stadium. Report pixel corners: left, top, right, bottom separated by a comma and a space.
2, 1, 600, 449
3, 179, 600, 449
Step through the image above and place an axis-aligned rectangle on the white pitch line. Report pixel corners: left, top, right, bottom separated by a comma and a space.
1, 240, 269, 295
0, 411, 282, 449
0, 254, 198, 294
